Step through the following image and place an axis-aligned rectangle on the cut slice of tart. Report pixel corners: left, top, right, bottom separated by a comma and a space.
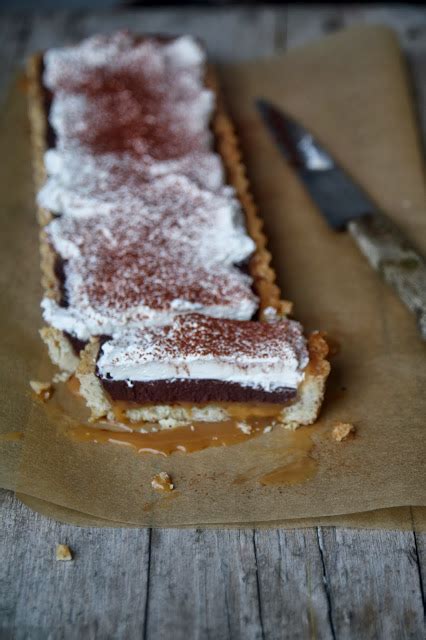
76, 314, 329, 431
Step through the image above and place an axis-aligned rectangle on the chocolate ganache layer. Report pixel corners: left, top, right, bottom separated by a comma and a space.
100, 377, 297, 405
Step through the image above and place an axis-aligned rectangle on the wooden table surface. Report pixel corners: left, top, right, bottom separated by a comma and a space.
1, 5, 425, 639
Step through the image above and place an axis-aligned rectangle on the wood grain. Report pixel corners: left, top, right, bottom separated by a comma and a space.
318, 527, 426, 639
348, 212, 426, 340
0, 6, 425, 639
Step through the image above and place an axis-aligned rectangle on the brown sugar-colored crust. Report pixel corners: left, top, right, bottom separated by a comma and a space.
27, 54, 51, 225
27, 54, 59, 310
205, 67, 291, 319
306, 331, 330, 378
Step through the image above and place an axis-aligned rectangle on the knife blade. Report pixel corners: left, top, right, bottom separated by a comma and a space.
256, 99, 426, 339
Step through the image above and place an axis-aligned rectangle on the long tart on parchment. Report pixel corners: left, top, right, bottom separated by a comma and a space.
27, 32, 329, 433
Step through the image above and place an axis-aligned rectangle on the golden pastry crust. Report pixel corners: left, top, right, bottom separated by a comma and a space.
27, 54, 51, 224
205, 67, 291, 319
27, 55, 60, 310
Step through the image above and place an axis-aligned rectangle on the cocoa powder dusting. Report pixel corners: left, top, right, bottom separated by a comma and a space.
42, 33, 258, 337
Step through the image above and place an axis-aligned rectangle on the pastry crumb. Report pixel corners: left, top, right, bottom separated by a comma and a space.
56, 544, 73, 561
151, 471, 174, 493
262, 306, 278, 321
263, 425, 273, 434
236, 422, 252, 435
332, 422, 355, 442
30, 380, 53, 401
52, 371, 71, 384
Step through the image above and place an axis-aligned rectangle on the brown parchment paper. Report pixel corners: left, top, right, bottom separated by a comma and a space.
1, 25, 425, 529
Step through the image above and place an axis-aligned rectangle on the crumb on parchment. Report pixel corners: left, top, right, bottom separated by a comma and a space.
236, 422, 252, 435
29, 380, 53, 401
332, 422, 355, 442
56, 544, 73, 561
151, 472, 174, 493
52, 371, 71, 384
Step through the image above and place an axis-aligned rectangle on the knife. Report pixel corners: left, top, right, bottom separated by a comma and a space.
257, 99, 426, 340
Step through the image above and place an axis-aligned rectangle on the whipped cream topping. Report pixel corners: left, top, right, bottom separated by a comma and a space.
43, 175, 257, 340
40, 33, 259, 339
44, 33, 215, 161
43, 148, 225, 193
97, 314, 309, 391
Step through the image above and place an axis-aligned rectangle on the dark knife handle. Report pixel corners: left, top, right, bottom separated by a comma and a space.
348, 212, 426, 340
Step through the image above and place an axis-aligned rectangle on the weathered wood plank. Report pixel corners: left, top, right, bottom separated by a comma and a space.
0, 490, 150, 639
286, 5, 426, 49
254, 529, 334, 639
58, 7, 280, 62
286, 5, 345, 49
23, 10, 88, 52
318, 527, 426, 639
144, 529, 265, 640
340, 5, 426, 49
0, 6, 281, 101
414, 530, 426, 607
0, 13, 31, 103
3, 488, 425, 639
0, 10, 87, 103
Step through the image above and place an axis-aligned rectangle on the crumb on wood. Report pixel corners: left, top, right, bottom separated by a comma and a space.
29, 380, 53, 401
236, 422, 252, 435
332, 422, 355, 442
151, 471, 174, 493
56, 544, 73, 561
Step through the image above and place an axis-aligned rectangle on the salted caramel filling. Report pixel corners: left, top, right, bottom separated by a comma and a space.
107, 398, 289, 426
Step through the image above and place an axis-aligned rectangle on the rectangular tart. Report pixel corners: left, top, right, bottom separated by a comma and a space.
27, 32, 329, 432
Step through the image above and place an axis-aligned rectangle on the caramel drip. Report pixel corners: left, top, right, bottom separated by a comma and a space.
66, 375, 81, 395
224, 403, 283, 420
0, 431, 24, 442
232, 426, 320, 487
259, 458, 317, 486
69, 419, 273, 456
259, 426, 317, 486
